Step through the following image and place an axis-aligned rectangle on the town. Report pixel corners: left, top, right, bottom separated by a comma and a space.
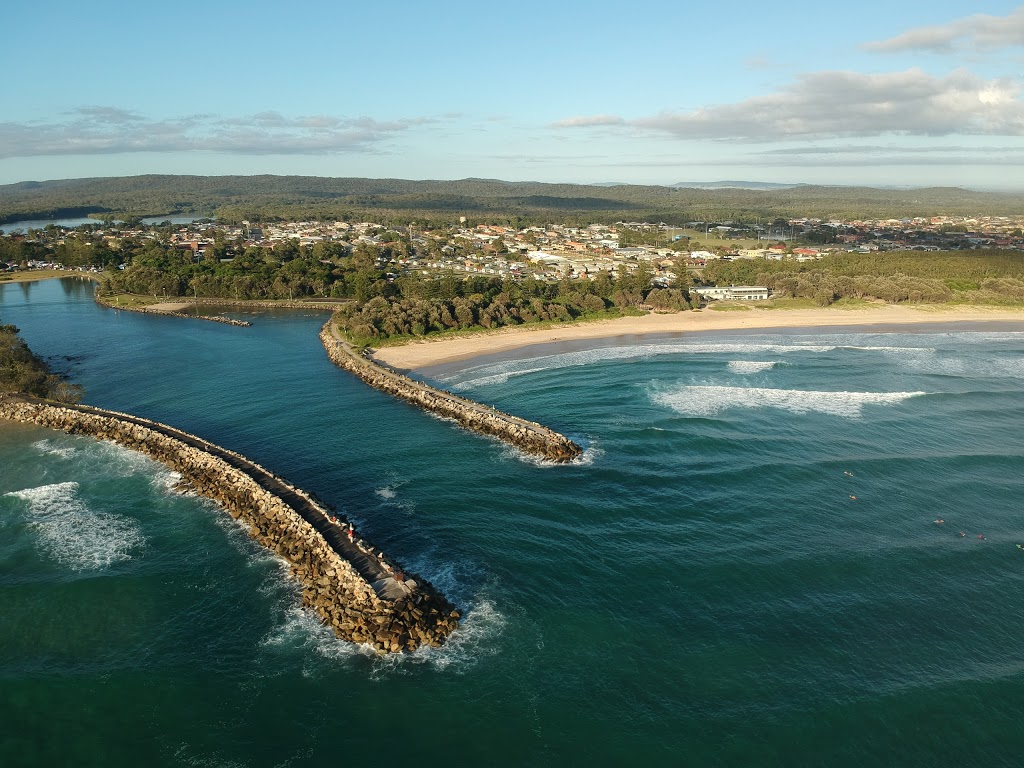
4, 213, 1024, 300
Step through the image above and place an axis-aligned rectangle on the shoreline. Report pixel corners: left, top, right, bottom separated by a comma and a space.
371, 305, 1024, 370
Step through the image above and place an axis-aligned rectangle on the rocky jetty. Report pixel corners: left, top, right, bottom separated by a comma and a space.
0, 395, 459, 653
319, 321, 583, 463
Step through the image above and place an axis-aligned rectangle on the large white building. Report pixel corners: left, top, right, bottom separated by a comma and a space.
692, 285, 771, 301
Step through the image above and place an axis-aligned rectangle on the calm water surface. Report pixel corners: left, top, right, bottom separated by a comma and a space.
2, 279, 1024, 767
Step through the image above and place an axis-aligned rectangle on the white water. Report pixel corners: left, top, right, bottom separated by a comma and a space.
5, 481, 145, 570
651, 385, 928, 419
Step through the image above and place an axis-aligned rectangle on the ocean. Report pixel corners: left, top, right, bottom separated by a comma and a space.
2, 278, 1024, 767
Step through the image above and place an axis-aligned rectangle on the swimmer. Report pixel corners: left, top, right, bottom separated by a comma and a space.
849, 495, 857, 500
934, 519, 945, 524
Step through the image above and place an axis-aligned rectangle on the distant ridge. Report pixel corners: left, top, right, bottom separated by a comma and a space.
0, 174, 1021, 225
670, 180, 802, 191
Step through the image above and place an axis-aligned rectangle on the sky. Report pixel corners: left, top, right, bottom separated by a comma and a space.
2, 0, 1024, 189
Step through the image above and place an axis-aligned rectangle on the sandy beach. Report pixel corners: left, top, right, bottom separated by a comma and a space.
371, 304, 1024, 369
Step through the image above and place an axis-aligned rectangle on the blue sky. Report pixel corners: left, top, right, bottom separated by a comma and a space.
3, 0, 1024, 188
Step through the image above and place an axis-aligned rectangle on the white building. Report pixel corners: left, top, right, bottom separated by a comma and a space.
692, 285, 771, 301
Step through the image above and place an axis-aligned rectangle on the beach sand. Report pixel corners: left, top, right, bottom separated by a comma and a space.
146, 302, 194, 311
371, 304, 1024, 369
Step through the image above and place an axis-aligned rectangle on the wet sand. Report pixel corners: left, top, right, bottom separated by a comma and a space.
371, 305, 1024, 370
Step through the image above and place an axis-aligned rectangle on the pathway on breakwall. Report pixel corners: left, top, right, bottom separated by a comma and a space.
0, 395, 459, 653
320, 319, 583, 463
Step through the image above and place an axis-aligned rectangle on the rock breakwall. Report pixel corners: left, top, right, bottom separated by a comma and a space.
0, 395, 459, 653
319, 321, 583, 463
96, 294, 252, 326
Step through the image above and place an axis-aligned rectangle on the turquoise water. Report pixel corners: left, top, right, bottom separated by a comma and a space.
2, 279, 1024, 767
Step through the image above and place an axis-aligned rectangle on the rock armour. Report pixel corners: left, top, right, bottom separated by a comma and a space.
319, 322, 583, 463
0, 395, 459, 653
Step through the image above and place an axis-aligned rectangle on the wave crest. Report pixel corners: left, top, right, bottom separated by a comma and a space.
651, 385, 927, 418
727, 361, 777, 374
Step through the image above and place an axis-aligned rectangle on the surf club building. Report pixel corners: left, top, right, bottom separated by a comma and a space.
692, 285, 771, 302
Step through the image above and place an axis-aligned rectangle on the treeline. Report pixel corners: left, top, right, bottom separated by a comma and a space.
703, 250, 1024, 305
334, 270, 696, 343
0, 323, 83, 402
3, 175, 1024, 227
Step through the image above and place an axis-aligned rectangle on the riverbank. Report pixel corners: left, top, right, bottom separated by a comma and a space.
371, 304, 1024, 369
0, 394, 459, 653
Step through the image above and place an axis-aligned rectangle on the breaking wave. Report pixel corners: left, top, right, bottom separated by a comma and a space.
651, 385, 928, 419
727, 361, 777, 374
444, 342, 836, 389
5, 481, 145, 570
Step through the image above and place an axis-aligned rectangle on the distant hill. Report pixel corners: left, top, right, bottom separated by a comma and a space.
670, 181, 802, 191
0, 175, 1020, 226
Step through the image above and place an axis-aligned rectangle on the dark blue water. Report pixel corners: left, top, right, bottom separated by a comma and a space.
2, 278, 1024, 767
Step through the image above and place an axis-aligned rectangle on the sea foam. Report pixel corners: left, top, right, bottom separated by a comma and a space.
31, 438, 78, 460
651, 385, 927, 419
727, 361, 777, 374
5, 481, 145, 570
446, 342, 836, 389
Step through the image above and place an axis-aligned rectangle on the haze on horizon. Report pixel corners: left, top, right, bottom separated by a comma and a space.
3, 1, 1024, 191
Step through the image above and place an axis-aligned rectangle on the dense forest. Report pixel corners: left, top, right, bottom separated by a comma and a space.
2, 175, 1022, 227
0, 322, 83, 402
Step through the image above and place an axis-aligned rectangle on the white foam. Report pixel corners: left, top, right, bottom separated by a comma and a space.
93, 440, 159, 477
5, 481, 145, 570
260, 587, 506, 675
837, 345, 935, 353
727, 361, 776, 374
651, 385, 927, 419
445, 342, 836, 389
375, 487, 397, 500
455, 366, 549, 390
498, 435, 601, 468
31, 439, 78, 459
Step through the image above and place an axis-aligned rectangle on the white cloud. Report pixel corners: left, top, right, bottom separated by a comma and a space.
0, 107, 443, 159
550, 115, 625, 128
554, 69, 1024, 142
865, 7, 1024, 53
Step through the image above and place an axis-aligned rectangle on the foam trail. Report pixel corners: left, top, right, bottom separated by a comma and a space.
444, 342, 836, 389
728, 361, 776, 374
5, 481, 145, 570
651, 386, 927, 419
31, 439, 78, 459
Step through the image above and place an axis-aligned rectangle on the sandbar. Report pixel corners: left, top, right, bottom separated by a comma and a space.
371, 304, 1024, 370
146, 302, 195, 311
